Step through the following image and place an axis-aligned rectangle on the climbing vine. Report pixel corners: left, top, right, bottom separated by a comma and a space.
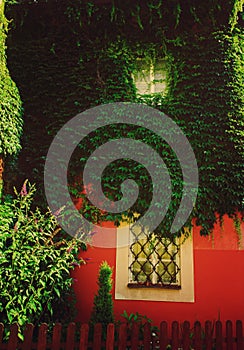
0, 0, 23, 198
5, 0, 244, 236
0, 0, 22, 157
164, 29, 244, 234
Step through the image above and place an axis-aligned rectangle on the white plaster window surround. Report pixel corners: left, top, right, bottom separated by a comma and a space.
115, 225, 194, 302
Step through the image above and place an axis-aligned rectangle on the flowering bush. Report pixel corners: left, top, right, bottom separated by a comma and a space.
0, 181, 84, 338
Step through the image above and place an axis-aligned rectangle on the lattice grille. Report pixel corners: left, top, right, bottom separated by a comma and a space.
128, 224, 181, 287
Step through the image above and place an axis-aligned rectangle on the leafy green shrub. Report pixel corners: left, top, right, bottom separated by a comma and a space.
0, 181, 84, 338
121, 310, 159, 340
90, 261, 114, 336
121, 310, 153, 326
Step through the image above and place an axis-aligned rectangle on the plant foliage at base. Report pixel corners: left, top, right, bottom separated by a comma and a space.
0, 181, 84, 339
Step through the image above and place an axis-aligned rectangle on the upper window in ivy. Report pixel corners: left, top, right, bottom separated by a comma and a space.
133, 59, 167, 95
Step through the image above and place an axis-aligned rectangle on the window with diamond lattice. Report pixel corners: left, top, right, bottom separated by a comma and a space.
128, 225, 181, 288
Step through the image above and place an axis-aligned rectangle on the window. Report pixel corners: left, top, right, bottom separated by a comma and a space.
128, 224, 181, 288
115, 224, 194, 302
133, 59, 167, 95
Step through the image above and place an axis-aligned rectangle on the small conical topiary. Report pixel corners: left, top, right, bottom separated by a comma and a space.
90, 261, 114, 335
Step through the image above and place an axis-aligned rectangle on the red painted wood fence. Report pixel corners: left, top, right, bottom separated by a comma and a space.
0, 320, 243, 349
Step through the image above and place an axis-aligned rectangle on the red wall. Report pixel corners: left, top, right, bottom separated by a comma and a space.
72, 215, 244, 325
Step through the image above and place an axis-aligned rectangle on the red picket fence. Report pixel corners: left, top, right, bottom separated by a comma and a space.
0, 320, 243, 350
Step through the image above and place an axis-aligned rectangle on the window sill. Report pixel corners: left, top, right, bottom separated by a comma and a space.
127, 283, 181, 290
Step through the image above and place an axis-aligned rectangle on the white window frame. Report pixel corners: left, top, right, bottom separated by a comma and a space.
115, 224, 195, 302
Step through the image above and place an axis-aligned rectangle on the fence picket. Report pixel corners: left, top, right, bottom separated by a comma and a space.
66, 322, 75, 350
22, 323, 34, 350
79, 324, 89, 350
216, 320, 223, 350
236, 320, 243, 350
106, 323, 114, 350
37, 323, 47, 350
171, 321, 179, 350
194, 321, 202, 350
204, 321, 212, 350
7, 323, 18, 350
159, 321, 168, 350
93, 323, 102, 350
118, 323, 127, 350
182, 321, 191, 350
143, 322, 151, 350
226, 320, 233, 350
0, 323, 3, 348
131, 322, 139, 350
51, 323, 62, 350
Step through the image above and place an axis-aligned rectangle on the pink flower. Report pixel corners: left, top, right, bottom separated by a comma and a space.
20, 181, 28, 196
53, 206, 65, 217
67, 247, 72, 253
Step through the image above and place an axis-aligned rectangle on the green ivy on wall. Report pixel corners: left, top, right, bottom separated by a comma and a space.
164, 30, 244, 234
5, 0, 244, 237
0, 0, 23, 157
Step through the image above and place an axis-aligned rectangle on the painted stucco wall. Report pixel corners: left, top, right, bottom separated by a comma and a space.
72, 215, 244, 325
